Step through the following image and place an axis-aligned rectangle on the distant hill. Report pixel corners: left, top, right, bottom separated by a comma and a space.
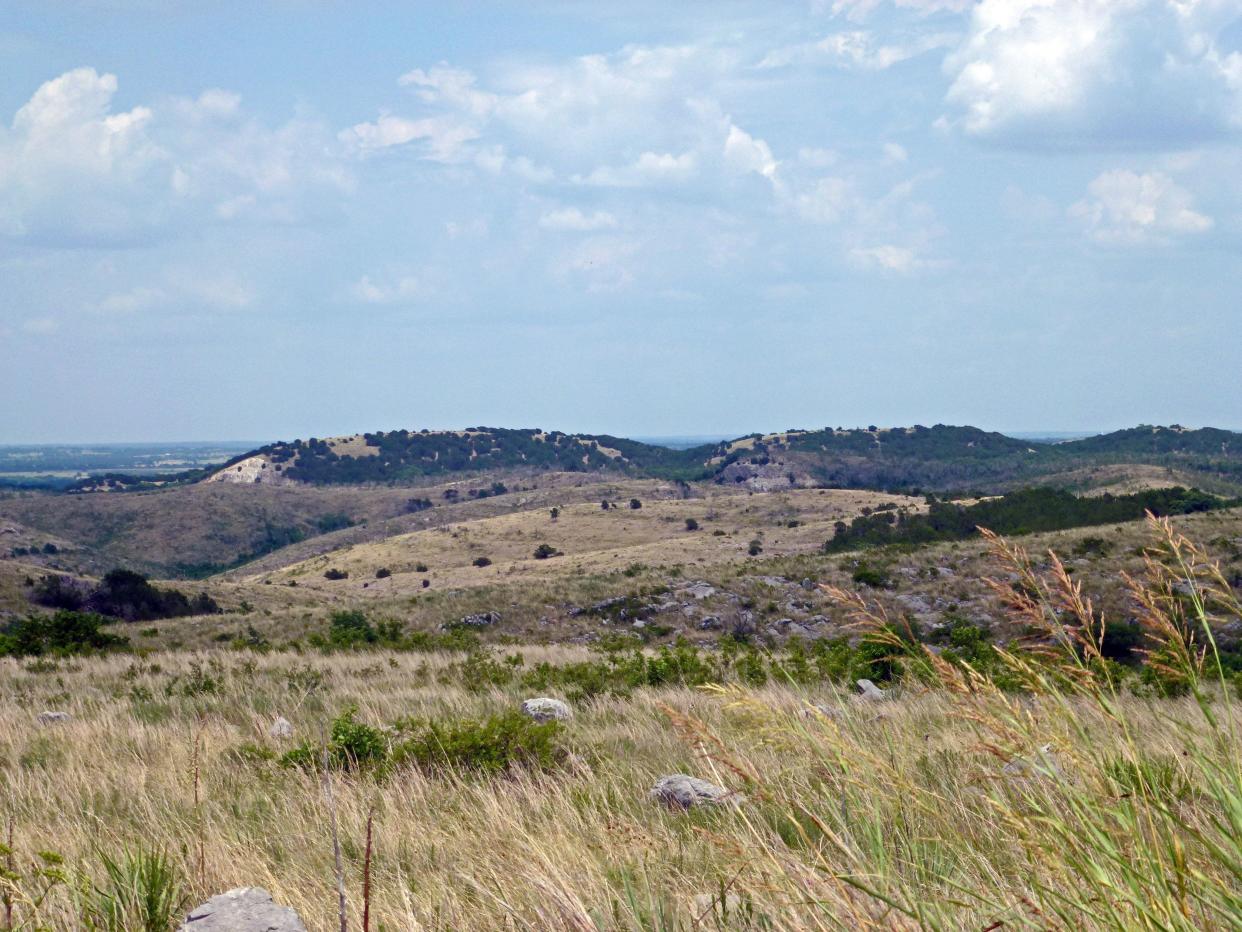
202, 423, 1242, 495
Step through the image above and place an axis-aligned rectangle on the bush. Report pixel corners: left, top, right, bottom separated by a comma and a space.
282, 706, 388, 772
472, 556, 493, 567
747, 539, 763, 556
685, 518, 699, 531
629, 499, 642, 510
533, 543, 561, 560
328, 609, 376, 647
375, 567, 392, 579
851, 564, 891, 589
0, 610, 129, 657
392, 710, 567, 775
323, 568, 349, 580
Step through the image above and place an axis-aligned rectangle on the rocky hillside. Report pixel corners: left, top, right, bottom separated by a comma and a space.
203, 423, 1242, 494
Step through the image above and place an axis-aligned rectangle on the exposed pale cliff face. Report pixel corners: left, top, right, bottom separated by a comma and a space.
205, 454, 296, 486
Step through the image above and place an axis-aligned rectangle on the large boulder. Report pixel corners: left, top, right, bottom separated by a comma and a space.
650, 774, 740, 810
180, 887, 306, 931
855, 679, 892, 702
521, 697, 572, 722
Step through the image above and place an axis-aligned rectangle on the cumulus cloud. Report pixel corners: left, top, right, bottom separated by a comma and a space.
0, 67, 349, 246
1070, 170, 1213, 244
942, 0, 1242, 148
538, 207, 618, 232
759, 29, 958, 70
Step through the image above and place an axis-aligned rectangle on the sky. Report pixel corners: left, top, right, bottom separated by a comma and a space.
1, 0, 1240, 443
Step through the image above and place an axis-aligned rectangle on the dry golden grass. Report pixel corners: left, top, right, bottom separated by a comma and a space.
260, 489, 921, 598
1, 517, 1240, 930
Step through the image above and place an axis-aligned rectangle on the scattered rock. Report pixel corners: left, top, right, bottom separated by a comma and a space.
268, 717, 294, 739
180, 887, 307, 931
37, 711, 71, 725
698, 615, 722, 630
755, 575, 789, 588
521, 697, 572, 722
855, 679, 892, 702
451, 611, 501, 629
677, 582, 717, 600
650, 774, 740, 810
801, 578, 816, 591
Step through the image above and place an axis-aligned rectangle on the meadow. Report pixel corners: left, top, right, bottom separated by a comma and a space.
0, 517, 1239, 930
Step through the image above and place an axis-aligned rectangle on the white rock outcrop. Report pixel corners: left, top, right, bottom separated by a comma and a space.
179, 887, 306, 931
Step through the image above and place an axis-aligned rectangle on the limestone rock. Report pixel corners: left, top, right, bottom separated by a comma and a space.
268, 716, 294, 739
677, 582, 717, 601
855, 679, 891, 702
37, 710, 71, 725
521, 697, 572, 722
650, 774, 740, 810
180, 887, 306, 931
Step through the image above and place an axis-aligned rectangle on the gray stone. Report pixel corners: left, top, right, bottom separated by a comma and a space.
268, 716, 294, 739
801, 578, 816, 591
521, 697, 572, 722
37, 710, 71, 725
855, 679, 891, 702
453, 611, 501, 628
650, 774, 740, 810
180, 887, 306, 931
677, 582, 717, 600
698, 615, 722, 630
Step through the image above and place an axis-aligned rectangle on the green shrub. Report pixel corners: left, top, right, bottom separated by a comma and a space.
533, 543, 561, 560
0, 611, 129, 658
328, 609, 376, 647
392, 710, 567, 776
323, 568, 349, 580
282, 706, 388, 771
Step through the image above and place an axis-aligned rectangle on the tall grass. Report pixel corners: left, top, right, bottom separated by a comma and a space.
0, 515, 1237, 929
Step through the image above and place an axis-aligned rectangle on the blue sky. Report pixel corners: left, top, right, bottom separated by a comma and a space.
1, 0, 1240, 442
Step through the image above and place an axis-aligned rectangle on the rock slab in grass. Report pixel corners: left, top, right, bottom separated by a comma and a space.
37, 711, 71, 725
180, 887, 306, 931
521, 697, 572, 722
855, 679, 891, 702
650, 774, 739, 810
269, 716, 294, 739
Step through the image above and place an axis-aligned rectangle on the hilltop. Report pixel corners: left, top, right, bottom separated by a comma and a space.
206, 423, 1242, 494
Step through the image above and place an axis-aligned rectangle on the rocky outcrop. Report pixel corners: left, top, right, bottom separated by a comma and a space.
521, 697, 572, 722
650, 774, 740, 810
180, 887, 306, 931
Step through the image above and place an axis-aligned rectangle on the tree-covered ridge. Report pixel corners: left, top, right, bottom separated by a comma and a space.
823, 486, 1232, 553
206, 424, 1242, 491
254, 428, 712, 485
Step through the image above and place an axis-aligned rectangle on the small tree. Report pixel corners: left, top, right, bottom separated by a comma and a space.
747, 539, 763, 556
550, 507, 560, 520
533, 543, 560, 560
600, 500, 610, 510
685, 518, 699, 531
629, 499, 642, 510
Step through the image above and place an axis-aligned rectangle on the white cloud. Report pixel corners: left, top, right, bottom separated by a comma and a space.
943, 0, 1242, 148
849, 244, 924, 272
723, 124, 778, 180
0, 67, 349, 246
538, 207, 618, 232
351, 273, 425, 304
94, 273, 254, 314
575, 151, 698, 187
760, 29, 958, 70
882, 142, 908, 164
1070, 170, 1213, 244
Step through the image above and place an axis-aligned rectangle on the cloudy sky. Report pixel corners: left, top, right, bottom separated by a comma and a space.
2, 1, 1240, 442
